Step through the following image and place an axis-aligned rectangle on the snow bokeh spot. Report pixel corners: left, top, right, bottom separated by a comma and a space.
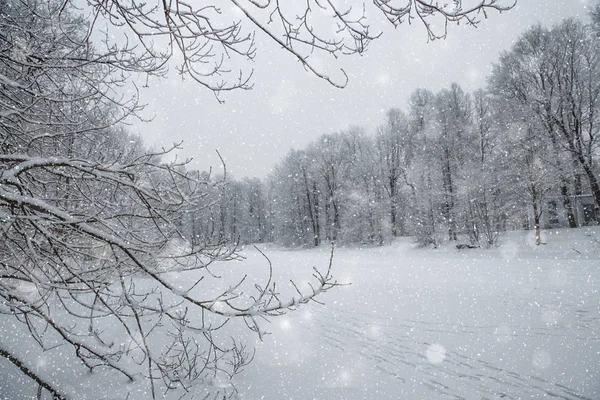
339, 369, 351, 385
366, 324, 382, 339
532, 349, 552, 370
542, 305, 561, 325
269, 80, 299, 115
323, 368, 354, 388
466, 66, 481, 84
549, 269, 568, 286
279, 317, 292, 331
499, 240, 518, 260
375, 72, 391, 87
301, 309, 313, 321
494, 325, 514, 343
426, 343, 446, 365
36, 356, 47, 371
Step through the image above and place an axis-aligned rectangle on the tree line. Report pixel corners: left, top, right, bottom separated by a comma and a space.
193, 17, 600, 249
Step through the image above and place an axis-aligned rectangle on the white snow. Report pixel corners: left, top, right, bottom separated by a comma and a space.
236, 227, 600, 399
1, 227, 599, 399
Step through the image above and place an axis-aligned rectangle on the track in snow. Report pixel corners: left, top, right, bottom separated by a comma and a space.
238, 231, 600, 399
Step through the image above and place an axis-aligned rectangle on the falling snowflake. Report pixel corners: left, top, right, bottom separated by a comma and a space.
279, 317, 292, 331
426, 343, 446, 365
532, 349, 552, 370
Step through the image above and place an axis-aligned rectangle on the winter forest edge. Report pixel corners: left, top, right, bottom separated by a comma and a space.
1, 0, 600, 399
208, 18, 600, 250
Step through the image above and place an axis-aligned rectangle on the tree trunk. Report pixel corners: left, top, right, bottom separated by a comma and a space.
573, 156, 583, 196
332, 199, 340, 242
532, 195, 542, 246
560, 184, 577, 228
325, 201, 331, 241
582, 163, 600, 213
442, 150, 457, 241
390, 178, 398, 237
302, 167, 319, 247
548, 129, 577, 227
219, 195, 227, 241
313, 182, 321, 246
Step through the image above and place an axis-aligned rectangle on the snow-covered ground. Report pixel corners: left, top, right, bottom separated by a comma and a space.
236, 227, 600, 399
1, 227, 599, 399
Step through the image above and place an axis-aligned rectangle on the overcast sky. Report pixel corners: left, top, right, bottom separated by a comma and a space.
130, 0, 592, 179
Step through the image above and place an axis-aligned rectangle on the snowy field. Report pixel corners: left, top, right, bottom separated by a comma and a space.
1, 227, 599, 399
236, 227, 600, 399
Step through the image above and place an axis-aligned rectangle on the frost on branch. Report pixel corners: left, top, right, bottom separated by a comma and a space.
0, 147, 338, 398
79, 0, 515, 96
0, 0, 338, 397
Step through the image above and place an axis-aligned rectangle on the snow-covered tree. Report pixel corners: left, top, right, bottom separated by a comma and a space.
74, 0, 514, 96
337, 127, 389, 245
0, 1, 337, 398
431, 84, 474, 241
269, 149, 316, 247
490, 20, 600, 214
375, 109, 415, 238
464, 90, 509, 246
406, 88, 440, 246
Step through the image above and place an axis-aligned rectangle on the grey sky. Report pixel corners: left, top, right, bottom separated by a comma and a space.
131, 0, 591, 179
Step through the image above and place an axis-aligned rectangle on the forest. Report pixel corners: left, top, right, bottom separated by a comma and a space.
192, 17, 600, 249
